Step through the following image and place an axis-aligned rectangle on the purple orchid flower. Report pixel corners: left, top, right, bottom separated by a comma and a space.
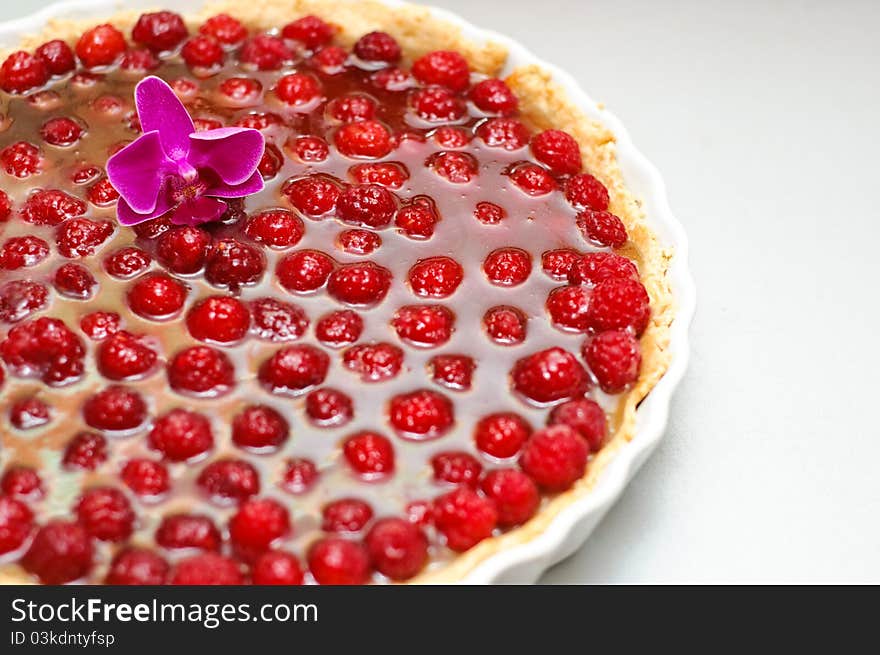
107, 76, 265, 226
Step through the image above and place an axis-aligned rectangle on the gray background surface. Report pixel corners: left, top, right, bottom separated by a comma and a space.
2, 0, 878, 583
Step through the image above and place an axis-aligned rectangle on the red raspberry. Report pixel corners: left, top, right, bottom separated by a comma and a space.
74, 487, 134, 542
80, 311, 120, 341
568, 252, 639, 285
577, 210, 628, 248
0, 280, 49, 322
406, 256, 463, 298
106, 548, 169, 585
541, 248, 581, 280
511, 347, 590, 405
245, 209, 304, 248
0, 235, 49, 269
322, 498, 373, 533
343, 431, 395, 479
334, 120, 393, 159
40, 117, 83, 146
2, 141, 42, 178
170, 553, 243, 584
196, 459, 260, 504
327, 261, 392, 306
289, 135, 330, 162
219, 77, 262, 104
21, 520, 92, 584
565, 173, 610, 211
167, 345, 235, 397
127, 272, 187, 320
96, 331, 158, 381
283, 175, 341, 216
276, 249, 335, 294
0, 51, 48, 93
20, 189, 85, 225
427, 149, 480, 184
156, 513, 222, 551
337, 229, 381, 255
406, 500, 433, 526
82, 385, 147, 432
62, 432, 107, 471
1, 466, 43, 500
520, 425, 589, 491
394, 200, 438, 239
132, 215, 172, 239
354, 31, 401, 63
281, 458, 320, 494
546, 285, 592, 332
132, 11, 188, 52
71, 165, 101, 185
120, 458, 170, 497
433, 487, 497, 552
349, 162, 407, 188
258, 345, 329, 395
258, 143, 283, 180
474, 412, 531, 459
315, 310, 363, 347
305, 388, 354, 426
476, 118, 531, 150
587, 277, 650, 334
76, 24, 127, 68
1, 317, 85, 385
149, 409, 214, 462
480, 469, 540, 527
483, 305, 528, 345
411, 86, 465, 122
181, 35, 224, 69
35, 40, 75, 76
391, 304, 455, 348
0, 495, 33, 554
55, 218, 114, 258
474, 201, 506, 225
547, 398, 607, 451
186, 296, 250, 344
156, 225, 212, 274
371, 66, 412, 91
483, 247, 532, 286
239, 34, 293, 70
531, 129, 582, 176
308, 537, 370, 585
412, 50, 470, 91
120, 48, 160, 71
310, 45, 349, 73
281, 15, 334, 49
389, 389, 454, 439
199, 14, 247, 45
433, 126, 471, 148
54, 263, 97, 299
583, 329, 642, 393
432, 451, 482, 487
337, 184, 397, 228
103, 247, 150, 279
249, 297, 309, 342
229, 497, 290, 561
0, 190, 10, 221
252, 551, 304, 585
205, 239, 266, 290
342, 342, 404, 381
232, 404, 289, 451
366, 518, 428, 580
429, 354, 475, 390
234, 111, 282, 130
469, 78, 518, 115
9, 397, 51, 430
507, 161, 557, 195
276, 72, 322, 106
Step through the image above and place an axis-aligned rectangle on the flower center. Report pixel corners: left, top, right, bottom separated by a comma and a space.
168, 172, 210, 205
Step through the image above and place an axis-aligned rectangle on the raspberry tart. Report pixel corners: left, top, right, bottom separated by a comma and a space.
0, 1, 673, 585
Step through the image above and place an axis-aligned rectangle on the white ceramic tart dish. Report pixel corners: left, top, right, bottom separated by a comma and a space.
0, 0, 695, 584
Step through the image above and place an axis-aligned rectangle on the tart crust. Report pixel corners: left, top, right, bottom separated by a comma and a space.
0, 0, 674, 584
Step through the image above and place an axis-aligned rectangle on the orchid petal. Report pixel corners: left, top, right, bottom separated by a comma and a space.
189, 127, 265, 185
106, 131, 173, 214
172, 196, 228, 225
116, 193, 173, 226
208, 171, 265, 198
135, 76, 194, 160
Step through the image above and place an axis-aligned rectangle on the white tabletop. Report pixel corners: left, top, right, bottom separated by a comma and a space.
2, 0, 878, 583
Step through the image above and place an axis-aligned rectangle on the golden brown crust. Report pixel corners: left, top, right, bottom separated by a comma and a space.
0, 0, 674, 585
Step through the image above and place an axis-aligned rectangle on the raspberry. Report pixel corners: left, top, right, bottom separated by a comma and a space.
132, 11, 188, 52
257, 143, 283, 180
276, 72, 322, 106
156, 514, 222, 551
305, 388, 354, 426
276, 249, 335, 294
234, 111, 282, 130
96, 331, 158, 381
55, 218, 114, 258
103, 246, 151, 278
343, 431, 395, 479
546, 285, 592, 332
281, 15, 334, 49
120, 458, 170, 497
392, 304, 455, 347
283, 175, 341, 216
483, 305, 528, 345
249, 297, 309, 342
62, 432, 107, 471
474, 412, 531, 459
583, 329, 642, 393
232, 404, 289, 451
322, 498, 373, 533
337, 229, 382, 255
71, 165, 101, 185
280, 458, 319, 494
0, 191, 10, 221
127, 272, 187, 320
474, 201, 506, 225
186, 296, 250, 344
433, 487, 497, 552
431, 451, 482, 487
132, 215, 172, 239
476, 118, 530, 150
20, 189, 85, 225
310, 45, 349, 73
507, 162, 557, 196
80, 311, 121, 340
21, 520, 92, 584
258, 344, 330, 395
0, 279, 48, 323
167, 345, 235, 397
327, 261, 392, 306
76, 24, 127, 68
75, 487, 134, 542
541, 248, 581, 280
199, 14, 247, 45
308, 537, 371, 585
511, 347, 590, 405
1, 317, 85, 385
120, 48, 160, 71
519, 425, 589, 491
568, 252, 639, 286
54, 263, 97, 299
412, 50, 470, 91
0, 51, 48, 93
239, 34, 292, 70
433, 126, 471, 148
483, 247, 532, 286
577, 210, 628, 248
9, 397, 51, 430
170, 553, 243, 585
411, 86, 466, 122
83, 385, 147, 432
366, 518, 428, 581
106, 548, 169, 585
480, 469, 539, 527
389, 389, 454, 439
469, 78, 518, 115
252, 551, 304, 585
429, 151, 479, 185
349, 162, 407, 188
229, 498, 290, 561
0, 495, 33, 554
2, 142, 41, 178
406, 501, 433, 526
547, 398, 607, 451
1, 466, 43, 499
35, 39, 74, 76
334, 120, 393, 159
289, 135, 330, 162
337, 184, 397, 228
586, 277, 650, 334
429, 354, 475, 390
0, 235, 49, 269
195, 459, 259, 504
149, 409, 214, 462
405, 259, 458, 301
245, 209, 304, 248
156, 225, 212, 274
394, 200, 438, 239
40, 117, 83, 146
205, 239, 266, 290
354, 31, 401, 63
181, 35, 224, 69
531, 129, 582, 176
565, 173, 610, 211
342, 342, 404, 381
